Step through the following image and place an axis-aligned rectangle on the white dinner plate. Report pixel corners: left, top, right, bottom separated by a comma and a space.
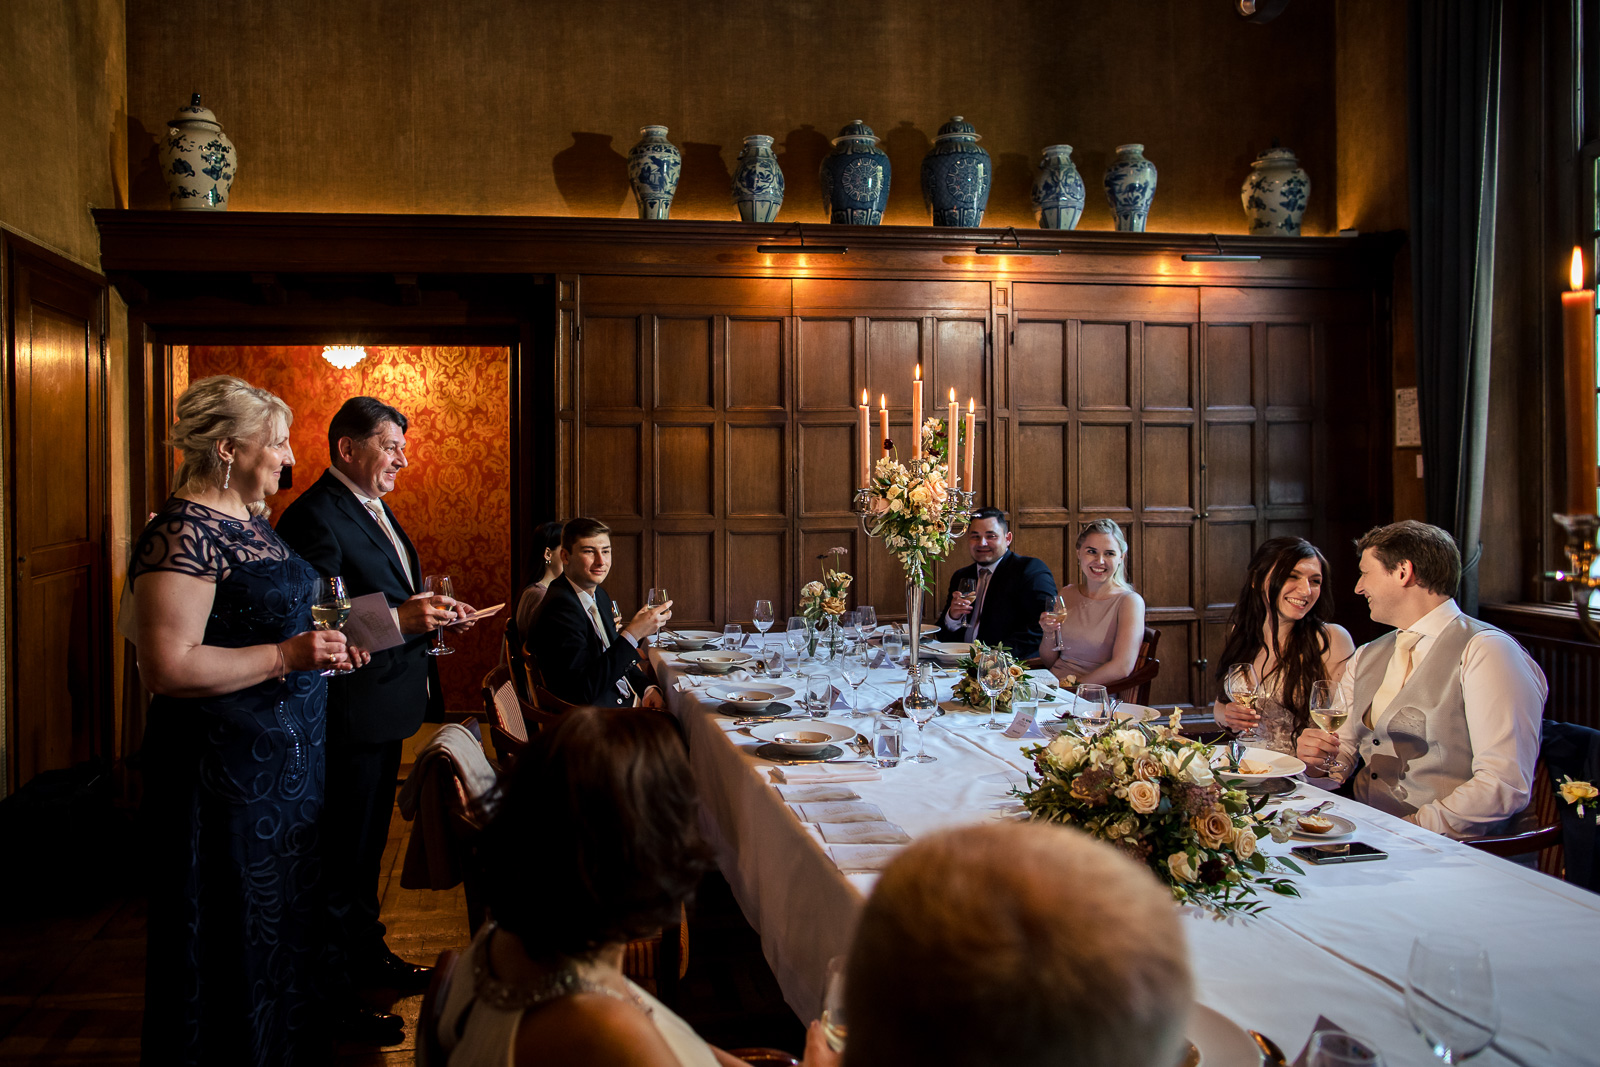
1187, 1003, 1262, 1067
1110, 702, 1162, 723
666, 629, 722, 650
679, 650, 754, 674
1211, 746, 1306, 783
923, 640, 972, 663
746, 719, 856, 753
705, 683, 797, 704
1289, 812, 1356, 841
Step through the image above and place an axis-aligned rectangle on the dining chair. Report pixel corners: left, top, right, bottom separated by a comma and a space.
416, 947, 461, 1067
503, 616, 533, 706
1466, 758, 1563, 875
480, 664, 563, 770
1468, 720, 1600, 888
1102, 626, 1162, 705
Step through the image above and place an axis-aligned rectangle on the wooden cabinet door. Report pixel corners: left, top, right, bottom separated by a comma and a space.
6, 244, 108, 788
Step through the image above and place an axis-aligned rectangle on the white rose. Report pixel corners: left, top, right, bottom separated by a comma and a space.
1114, 729, 1147, 756
1126, 780, 1160, 814
1167, 852, 1199, 884
802, 581, 824, 597
1231, 825, 1258, 860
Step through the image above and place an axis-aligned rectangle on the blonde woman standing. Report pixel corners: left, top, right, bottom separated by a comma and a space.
1037, 519, 1146, 686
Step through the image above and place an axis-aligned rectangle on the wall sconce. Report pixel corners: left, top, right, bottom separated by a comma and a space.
757, 222, 847, 255
974, 227, 1060, 256
322, 345, 366, 369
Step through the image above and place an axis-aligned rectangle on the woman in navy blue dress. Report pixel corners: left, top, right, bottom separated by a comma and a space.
132, 376, 369, 1065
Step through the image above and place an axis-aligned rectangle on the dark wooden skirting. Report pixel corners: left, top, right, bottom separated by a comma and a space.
1481, 602, 1600, 731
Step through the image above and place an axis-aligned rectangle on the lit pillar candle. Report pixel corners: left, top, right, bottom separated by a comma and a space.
947, 387, 960, 487
911, 364, 923, 459
879, 394, 890, 459
858, 389, 871, 487
1564, 247, 1598, 514
964, 398, 976, 490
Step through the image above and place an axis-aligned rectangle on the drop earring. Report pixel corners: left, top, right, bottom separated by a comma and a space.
222, 459, 232, 490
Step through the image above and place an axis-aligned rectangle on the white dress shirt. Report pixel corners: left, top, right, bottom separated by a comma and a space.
1330, 599, 1547, 838
328, 466, 412, 630
944, 555, 1003, 632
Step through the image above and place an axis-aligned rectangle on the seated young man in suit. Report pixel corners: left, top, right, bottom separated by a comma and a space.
937, 507, 1058, 661
525, 517, 673, 708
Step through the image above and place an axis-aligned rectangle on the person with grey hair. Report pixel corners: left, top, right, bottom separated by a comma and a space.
133, 375, 364, 1065
1297, 520, 1547, 839
841, 822, 1193, 1067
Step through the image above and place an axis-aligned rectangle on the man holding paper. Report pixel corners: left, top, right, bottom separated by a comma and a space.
275, 396, 475, 1037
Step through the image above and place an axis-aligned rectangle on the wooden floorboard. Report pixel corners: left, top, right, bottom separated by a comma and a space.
0, 785, 804, 1064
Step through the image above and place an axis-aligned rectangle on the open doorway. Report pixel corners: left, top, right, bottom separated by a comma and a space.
176, 344, 512, 713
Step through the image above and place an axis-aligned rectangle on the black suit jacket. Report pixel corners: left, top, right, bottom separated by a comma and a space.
936, 551, 1057, 660
274, 470, 443, 744
525, 574, 645, 708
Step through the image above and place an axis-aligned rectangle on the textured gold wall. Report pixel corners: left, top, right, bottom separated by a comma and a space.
126, 0, 1346, 234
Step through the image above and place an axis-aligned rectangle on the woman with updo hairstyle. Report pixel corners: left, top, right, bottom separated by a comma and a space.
1212, 536, 1354, 755
515, 519, 566, 635
1037, 519, 1147, 687
134, 375, 368, 1064
436, 707, 837, 1066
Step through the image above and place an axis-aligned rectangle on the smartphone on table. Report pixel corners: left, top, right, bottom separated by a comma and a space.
1291, 841, 1388, 865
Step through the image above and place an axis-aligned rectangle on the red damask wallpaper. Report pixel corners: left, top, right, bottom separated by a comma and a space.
184, 346, 511, 712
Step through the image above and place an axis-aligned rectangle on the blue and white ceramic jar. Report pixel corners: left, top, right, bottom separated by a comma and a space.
820, 120, 891, 225
1241, 146, 1311, 236
627, 125, 682, 220
731, 135, 784, 222
921, 116, 992, 228
158, 93, 237, 211
1103, 144, 1158, 232
1031, 144, 1085, 230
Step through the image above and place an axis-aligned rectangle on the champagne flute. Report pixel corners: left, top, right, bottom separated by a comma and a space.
1309, 679, 1348, 776
310, 576, 353, 676
752, 600, 775, 649
1223, 661, 1262, 745
1307, 1031, 1386, 1066
976, 647, 1007, 730
820, 955, 848, 1053
906, 663, 939, 763
1406, 935, 1499, 1063
422, 574, 456, 656
1049, 592, 1071, 652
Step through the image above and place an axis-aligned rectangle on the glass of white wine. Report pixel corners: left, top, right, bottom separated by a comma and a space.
820, 955, 848, 1052
310, 576, 353, 676
1049, 592, 1071, 652
422, 574, 456, 656
647, 587, 669, 609
1223, 661, 1262, 745
1308, 679, 1348, 777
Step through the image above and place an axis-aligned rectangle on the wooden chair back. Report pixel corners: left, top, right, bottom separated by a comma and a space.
504, 617, 533, 705
481, 663, 564, 769
417, 947, 462, 1067
1105, 626, 1162, 705
1466, 759, 1564, 875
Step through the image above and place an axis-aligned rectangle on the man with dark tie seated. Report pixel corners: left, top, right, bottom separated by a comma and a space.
525, 517, 673, 708
1297, 521, 1547, 840
936, 507, 1057, 660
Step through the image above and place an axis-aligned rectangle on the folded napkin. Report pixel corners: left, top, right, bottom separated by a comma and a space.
829, 843, 905, 873
769, 765, 883, 785
673, 669, 755, 693
774, 783, 861, 803
791, 801, 885, 824
818, 820, 911, 845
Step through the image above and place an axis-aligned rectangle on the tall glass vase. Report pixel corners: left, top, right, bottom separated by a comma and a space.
903, 565, 938, 715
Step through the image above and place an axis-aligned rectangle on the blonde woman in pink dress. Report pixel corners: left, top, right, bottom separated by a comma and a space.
1036, 520, 1146, 688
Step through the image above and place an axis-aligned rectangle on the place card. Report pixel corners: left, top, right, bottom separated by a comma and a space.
818, 820, 911, 844
792, 801, 885, 824
1002, 702, 1046, 739
829, 843, 905, 873
769, 766, 882, 785
774, 783, 860, 803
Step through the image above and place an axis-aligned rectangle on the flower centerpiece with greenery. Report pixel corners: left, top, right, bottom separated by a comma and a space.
1015, 714, 1301, 916
799, 547, 852, 656
860, 420, 960, 594
952, 640, 1036, 717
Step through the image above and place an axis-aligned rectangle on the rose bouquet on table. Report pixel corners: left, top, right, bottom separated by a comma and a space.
861, 447, 956, 594
800, 546, 852, 623
1015, 714, 1301, 916
952, 640, 1036, 717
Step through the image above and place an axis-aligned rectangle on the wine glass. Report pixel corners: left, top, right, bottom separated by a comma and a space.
310, 576, 353, 677
1049, 592, 1071, 652
840, 610, 862, 643
752, 600, 774, 648
841, 647, 871, 718
647, 587, 669, 610
820, 955, 848, 1053
422, 574, 455, 656
1307, 1031, 1386, 1066
858, 605, 878, 634
1309, 679, 1348, 777
905, 663, 939, 763
1075, 683, 1109, 732
786, 616, 809, 658
1406, 935, 1499, 1063
956, 576, 978, 624
1223, 661, 1262, 745
976, 647, 1007, 730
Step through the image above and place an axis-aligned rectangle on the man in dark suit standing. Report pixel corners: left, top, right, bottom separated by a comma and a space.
275, 397, 470, 1042
525, 517, 672, 707
936, 507, 1057, 660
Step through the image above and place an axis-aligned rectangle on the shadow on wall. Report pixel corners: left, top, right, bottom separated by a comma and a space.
127, 116, 167, 210
552, 133, 631, 218
675, 141, 733, 219
776, 125, 831, 222
991, 152, 1035, 229
882, 121, 931, 225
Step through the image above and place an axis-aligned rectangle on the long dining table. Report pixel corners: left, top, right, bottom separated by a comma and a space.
651, 644, 1600, 1067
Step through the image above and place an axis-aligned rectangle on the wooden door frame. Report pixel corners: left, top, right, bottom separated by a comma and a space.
1, 231, 112, 795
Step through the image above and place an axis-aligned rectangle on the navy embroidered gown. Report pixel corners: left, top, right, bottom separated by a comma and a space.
133, 499, 328, 1066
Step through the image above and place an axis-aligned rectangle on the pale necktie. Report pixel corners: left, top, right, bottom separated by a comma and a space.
964, 567, 993, 641
363, 499, 413, 590
586, 600, 612, 649
1368, 630, 1423, 725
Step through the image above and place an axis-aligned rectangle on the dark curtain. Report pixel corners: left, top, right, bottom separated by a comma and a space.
1408, 0, 1504, 615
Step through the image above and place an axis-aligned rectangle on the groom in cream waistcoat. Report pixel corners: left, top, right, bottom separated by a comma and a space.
1297, 521, 1547, 839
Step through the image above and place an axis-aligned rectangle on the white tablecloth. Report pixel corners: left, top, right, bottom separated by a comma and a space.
653, 647, 1600, 1067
